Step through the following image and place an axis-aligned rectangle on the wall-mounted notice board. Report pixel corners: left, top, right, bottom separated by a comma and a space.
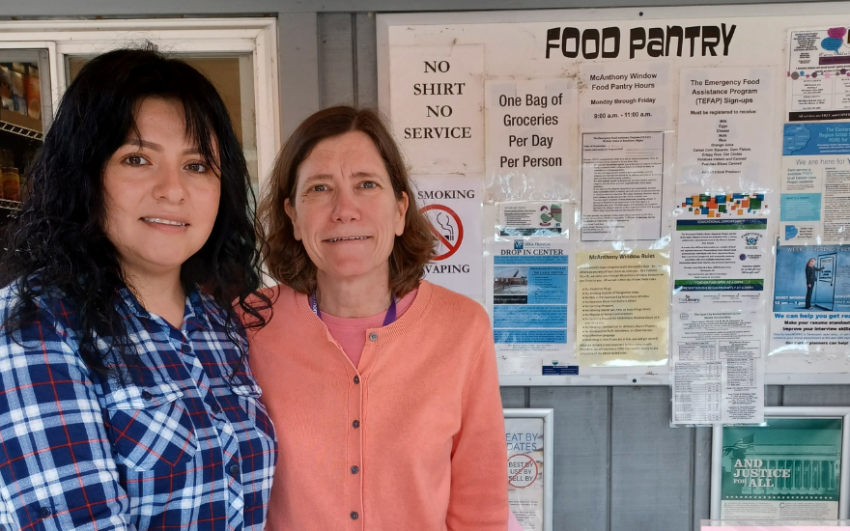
378, 3, 850, 387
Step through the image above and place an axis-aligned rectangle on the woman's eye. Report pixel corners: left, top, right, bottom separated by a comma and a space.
124, 155, 149, 166
186, 162, 208, 173
311, 184, 328, 192
361, 181, 377, 189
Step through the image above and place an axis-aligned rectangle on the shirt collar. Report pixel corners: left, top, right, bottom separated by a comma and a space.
115, 284, 211, 332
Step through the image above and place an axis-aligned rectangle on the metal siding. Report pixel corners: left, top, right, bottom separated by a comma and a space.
782, 385, 850, 406
318, 13, 356, 108
355, 12, 379, 109
280, 12, 320, 137
530, 387, 609, 531
611, 387, 692, 531
501, 387, 526, 408
0, 0, 825, 16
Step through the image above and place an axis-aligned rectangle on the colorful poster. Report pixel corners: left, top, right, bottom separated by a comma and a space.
580, 132, 665, 242
414, 175, 484, 301
781, 122, 850, 245
485, 78, 576, 203
721, 418, 843, 521
489, 236, 572, 376
505, 417, 545, 531
498, 202, 568, 237
787, 27, 850, 122
771, 243, 850, 355
677, 67, 776, 194
575, 250, 669, 366
674, 218, 769, 296
389, 45, 484, 173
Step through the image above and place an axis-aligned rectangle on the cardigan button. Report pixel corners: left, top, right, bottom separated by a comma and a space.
352, 420, 360, 429
353, 375, 360, 384
350, 512, 359, 520
351, 465, 359, 474
369, 332, 378, 341
141, 390, 153, 401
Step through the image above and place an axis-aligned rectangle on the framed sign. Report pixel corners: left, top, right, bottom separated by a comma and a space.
711, 407, 850, 522
504, 408, 553, 531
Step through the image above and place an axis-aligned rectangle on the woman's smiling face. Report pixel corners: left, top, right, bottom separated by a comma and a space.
285, 131, 408, 284
102, 97, 221, 281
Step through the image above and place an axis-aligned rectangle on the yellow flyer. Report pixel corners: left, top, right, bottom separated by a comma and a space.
576, 250, 670, 367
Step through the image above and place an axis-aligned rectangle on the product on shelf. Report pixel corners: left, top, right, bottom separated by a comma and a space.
26, 65, 40, 120
0, 65, 12, 111
10, 65, 26, 116
2, 167, 20, 202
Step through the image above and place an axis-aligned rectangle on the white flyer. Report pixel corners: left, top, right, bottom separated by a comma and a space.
677, 67, 776, 194
484, 78, 576, 202
579, 61, 673, 132
389, 45, 484, 174
414, 175, 484, 301
581, 132, 664, 242
672, 306, 765, 425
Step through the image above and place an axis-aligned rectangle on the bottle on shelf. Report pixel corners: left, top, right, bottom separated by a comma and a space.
26, 65, 40, 121
0, 65, 12, 111
2, 167, 20, 202
10, 64, 27, 116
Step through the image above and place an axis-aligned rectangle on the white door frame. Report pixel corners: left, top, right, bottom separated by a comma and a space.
0, 18, 281, 193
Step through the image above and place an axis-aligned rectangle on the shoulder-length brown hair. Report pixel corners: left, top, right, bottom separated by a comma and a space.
259, 106, 435, 297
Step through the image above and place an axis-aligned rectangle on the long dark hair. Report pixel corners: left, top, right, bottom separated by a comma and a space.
0, 47, 270, 377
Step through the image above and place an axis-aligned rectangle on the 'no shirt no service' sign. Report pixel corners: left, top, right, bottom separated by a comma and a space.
420, 204, 465, 260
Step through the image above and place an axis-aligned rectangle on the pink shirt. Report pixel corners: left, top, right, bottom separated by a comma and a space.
320, 288, 418, 368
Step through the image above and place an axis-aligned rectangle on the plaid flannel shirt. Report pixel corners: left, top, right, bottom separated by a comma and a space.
0, 283, 277, 531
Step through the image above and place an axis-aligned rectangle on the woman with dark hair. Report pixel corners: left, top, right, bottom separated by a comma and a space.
249, 106, 507, 530
0, 48, 276, 530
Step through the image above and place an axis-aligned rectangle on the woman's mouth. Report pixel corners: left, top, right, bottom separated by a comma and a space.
141, 217, 189, 227
327, 236, 369, 243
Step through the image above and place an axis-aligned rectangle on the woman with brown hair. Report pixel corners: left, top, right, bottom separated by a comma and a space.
248, 106, 508, 530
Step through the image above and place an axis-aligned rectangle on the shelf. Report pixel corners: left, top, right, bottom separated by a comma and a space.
0, 120, 42, 141
0, 199, 21, 211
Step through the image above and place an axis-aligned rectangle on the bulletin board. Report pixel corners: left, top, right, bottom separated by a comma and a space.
377, 3, 850, 393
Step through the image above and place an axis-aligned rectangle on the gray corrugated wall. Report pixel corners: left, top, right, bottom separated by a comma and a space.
317, 12, 850, 531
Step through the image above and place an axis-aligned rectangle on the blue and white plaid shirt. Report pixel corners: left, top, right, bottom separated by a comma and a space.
0, 283, 277, 531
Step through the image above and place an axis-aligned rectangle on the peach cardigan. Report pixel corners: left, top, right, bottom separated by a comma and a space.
247, 281, 508, 531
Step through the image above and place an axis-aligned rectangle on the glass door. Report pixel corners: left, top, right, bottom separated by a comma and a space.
0, 18, 280, 200
0, 46, 52, 232
814, 253, 837, 311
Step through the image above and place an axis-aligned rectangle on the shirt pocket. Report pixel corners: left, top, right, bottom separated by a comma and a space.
212, 381, 270, 433
103, 381, 199, 472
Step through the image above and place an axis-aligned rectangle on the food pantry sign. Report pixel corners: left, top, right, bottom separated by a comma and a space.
415, 175, 483, 301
